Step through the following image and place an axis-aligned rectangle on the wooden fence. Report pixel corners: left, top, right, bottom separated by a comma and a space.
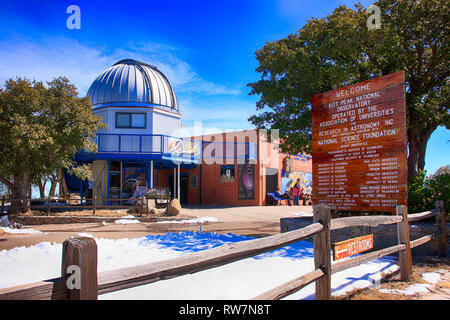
0, 195, 154, 216
0, 201, 446, 300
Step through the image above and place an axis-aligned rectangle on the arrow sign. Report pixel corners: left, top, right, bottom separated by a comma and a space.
333, 234, 374, 261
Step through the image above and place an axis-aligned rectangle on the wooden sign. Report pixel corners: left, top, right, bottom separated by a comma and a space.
333, 234, 374, 261
311, 71, 407, 212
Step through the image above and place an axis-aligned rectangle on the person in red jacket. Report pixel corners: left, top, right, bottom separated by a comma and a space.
291, 179, 302, 205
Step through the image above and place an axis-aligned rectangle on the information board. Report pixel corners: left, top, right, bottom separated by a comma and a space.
311, 71, 407, 212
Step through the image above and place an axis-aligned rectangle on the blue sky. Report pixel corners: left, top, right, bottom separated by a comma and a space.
0, 0, 448, 175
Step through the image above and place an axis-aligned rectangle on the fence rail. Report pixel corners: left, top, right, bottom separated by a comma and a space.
0, 196, 150, 216
0, 201, 446, 300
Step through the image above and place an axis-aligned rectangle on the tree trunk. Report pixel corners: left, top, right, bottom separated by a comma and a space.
407, 126, 436, 182
49, 174, 58, 198
9, 172, 30, 215
37, 177, 47, 199
417, 129, 434, 174
407, 138, 420, 183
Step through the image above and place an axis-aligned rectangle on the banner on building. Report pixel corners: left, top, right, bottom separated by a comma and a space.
167, 137, 201, 156
238, 162, 255, 200
220, 165, 235, 183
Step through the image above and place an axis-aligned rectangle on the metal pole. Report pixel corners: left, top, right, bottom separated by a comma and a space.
173, 167, 176, 199
177, 163, 181, 201
150, 160, 154, 188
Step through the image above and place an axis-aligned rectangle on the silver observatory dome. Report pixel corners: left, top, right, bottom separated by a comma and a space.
87, 59, 179, 112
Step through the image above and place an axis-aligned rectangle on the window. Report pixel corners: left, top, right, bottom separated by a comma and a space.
116, 113, 146, 129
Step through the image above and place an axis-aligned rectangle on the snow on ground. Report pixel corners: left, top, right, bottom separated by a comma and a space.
378, 283, 431, 296
114, 219, 140, 224
0, 215, 43, 234
421, 271, 443, 284
156, 217, 218, 224
0, 231, 399, 299
290, 212, 313, 217
0, 226, 43, 234
377, 270, 444, 296
114, 215, 140, 224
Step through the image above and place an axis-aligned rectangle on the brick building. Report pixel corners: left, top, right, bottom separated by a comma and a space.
67, 59, 312, 206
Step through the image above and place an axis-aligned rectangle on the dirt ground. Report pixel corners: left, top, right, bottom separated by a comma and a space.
1, 204, 448, 300
0, 205, 311, 250
335, 257, 450, 300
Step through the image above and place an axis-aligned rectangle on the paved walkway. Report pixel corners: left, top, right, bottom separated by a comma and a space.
0, 205, 313, 250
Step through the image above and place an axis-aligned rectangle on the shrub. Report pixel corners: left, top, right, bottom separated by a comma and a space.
408, 166, 450, 219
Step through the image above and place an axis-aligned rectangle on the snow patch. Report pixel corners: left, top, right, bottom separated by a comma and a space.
157, 217, 218, 224
291, 212, 313, 217
114, 219, 140, 224
114, 215, 139, 224
121, 215, 137, 219
0, 216, 42, 234
422, 272, 441, 284
0, 226, 43, 234
77, 233, 94, 238
379, 283, 431, 296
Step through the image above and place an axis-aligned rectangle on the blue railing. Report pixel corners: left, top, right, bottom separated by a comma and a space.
82, 133, 257, 163
96, 133, 202, 161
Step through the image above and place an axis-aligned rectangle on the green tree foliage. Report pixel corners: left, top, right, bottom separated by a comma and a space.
0, 77, 105, 214
248, 0, 449, 181
408, 166, 449, 217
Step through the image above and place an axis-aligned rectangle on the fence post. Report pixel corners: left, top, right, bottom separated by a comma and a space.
313, 205, 331, 300
61, 236, 98, 300
435, 200, 447, 257
92, 193, 96, 216
396, 205, 412, 281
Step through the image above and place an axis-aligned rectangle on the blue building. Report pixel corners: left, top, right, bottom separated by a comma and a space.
69, 59, 201, 204
64, 59, 311, 207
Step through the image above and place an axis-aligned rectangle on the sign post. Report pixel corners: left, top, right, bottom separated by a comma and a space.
311, 71, 407, 213
332, 234, 374, 261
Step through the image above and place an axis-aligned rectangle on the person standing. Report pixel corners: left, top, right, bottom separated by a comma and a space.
299, 186, 304, 205
291, 180, 301, 205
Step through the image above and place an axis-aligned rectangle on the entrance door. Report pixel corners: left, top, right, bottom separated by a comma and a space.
265, 168, 278, 194
180, 175, 188, 205
168, 173, 189, 205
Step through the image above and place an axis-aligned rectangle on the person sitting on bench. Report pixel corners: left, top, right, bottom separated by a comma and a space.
275, 187, 292, 206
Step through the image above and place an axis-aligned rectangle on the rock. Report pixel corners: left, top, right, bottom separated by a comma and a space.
147, 199, 156, 210
166, 199, 182, 216
134, 199, 147, 215
9, 222, 23, 229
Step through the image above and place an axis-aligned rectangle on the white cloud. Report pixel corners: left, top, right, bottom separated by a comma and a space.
0, 36, 111, 95
0, 36, 255, 134
0, 36, 241, 97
